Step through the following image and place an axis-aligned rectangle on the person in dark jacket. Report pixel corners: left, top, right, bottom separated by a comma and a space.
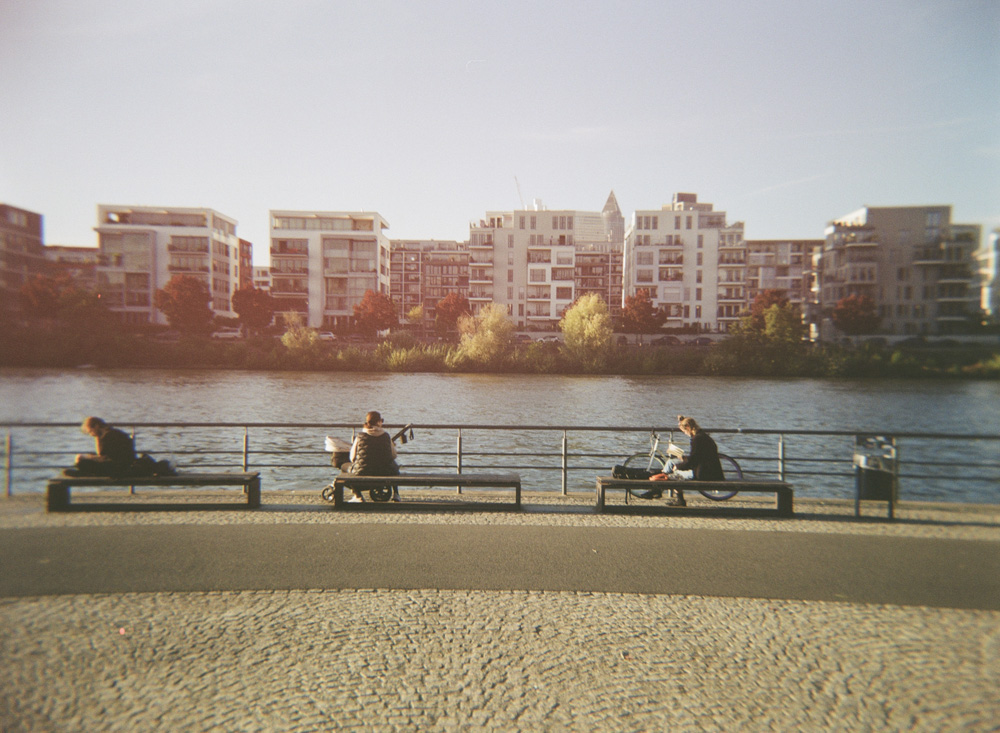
73, 417, 136, 476
347, 411, 400, 502
640, 415, 724, 504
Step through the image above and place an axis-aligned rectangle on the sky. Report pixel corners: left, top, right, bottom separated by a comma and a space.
2, 0, 998, 266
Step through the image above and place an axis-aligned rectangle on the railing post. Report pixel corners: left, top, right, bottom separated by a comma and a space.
778, 433, 786, 482
243, 427, 250, 471
561, 430, 568, 495
5, 433, 12, 497
456, 428, 463, 495
130, 426, 137, 494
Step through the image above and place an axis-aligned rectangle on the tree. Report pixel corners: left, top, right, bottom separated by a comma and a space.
406, 304, 425, 330
353, 289, 398, 335
19, 274, 66, 320
154, 276, 214, 334
453, 303, 515, 367
19, 273, 111, 326
559, 293, 613, 371
434, 292, 471, 332
231, 286, 275, 334
745, 289, 789, 332
832, 294, 880, 336
280, 311, 321, 352
622, 290, 666, 334
763, 303, 807, 343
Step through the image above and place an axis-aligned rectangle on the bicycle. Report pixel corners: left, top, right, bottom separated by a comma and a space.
618, 429, 743, 501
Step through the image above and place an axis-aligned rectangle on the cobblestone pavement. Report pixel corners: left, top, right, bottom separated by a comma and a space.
2, 492, 998, 731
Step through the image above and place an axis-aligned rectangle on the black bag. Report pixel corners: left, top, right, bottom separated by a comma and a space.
130, 453, 177, 477
612, 465, 653, 480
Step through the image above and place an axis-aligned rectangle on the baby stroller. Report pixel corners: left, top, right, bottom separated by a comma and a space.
321, 424, 414, 503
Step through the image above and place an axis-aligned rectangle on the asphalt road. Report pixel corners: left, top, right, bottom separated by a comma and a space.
2, 523, 997, 610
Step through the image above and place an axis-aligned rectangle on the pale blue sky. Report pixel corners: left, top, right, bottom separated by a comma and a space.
2, 0, 998, 265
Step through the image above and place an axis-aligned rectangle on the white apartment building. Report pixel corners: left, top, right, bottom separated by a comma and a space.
269, 210, 391, 329
252, 266, 271, 292
467, 192, 624, 328
977, 228, 1000, 324
95, 205, 243, 325
624, 193, 746, 332
814, 205, 983, 337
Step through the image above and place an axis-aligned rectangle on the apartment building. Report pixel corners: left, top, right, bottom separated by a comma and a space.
43, 245, 100, 292
624, 193, 746, 332
977, 228, 999, 324
0, 204, 46, 312
467, 192, 624, 328
745, 239, 821, 309
94, 205, 244, 326
389, 240, 468, 322
252, 266, 272, 292
269, 210, 391, 329
814, 205, 983, 337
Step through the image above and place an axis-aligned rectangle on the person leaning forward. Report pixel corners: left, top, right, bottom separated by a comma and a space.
71, 417, 136, 476
347, 410, 400, 502
640, 414, 724, 505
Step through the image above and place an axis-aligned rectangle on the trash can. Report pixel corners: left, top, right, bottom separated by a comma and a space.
853, 436, 898, 519
325, 436, 352, 472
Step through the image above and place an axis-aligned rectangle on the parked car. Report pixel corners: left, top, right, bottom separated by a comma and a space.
651, 335, 681, 346
317, 332, 336, 341
690, 337, 714, 346
211, 328, 242, 340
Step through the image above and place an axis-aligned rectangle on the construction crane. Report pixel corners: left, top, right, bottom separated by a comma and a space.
514, 176, 526, 209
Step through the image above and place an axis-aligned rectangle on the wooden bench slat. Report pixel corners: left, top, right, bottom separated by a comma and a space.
47, 472, 261, 511
331, 472, 522, 508
595, 477, 793, 517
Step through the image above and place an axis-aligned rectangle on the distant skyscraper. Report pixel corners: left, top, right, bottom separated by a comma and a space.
624, 193, 746, 332
94, 205, 245, 325
268, 210, 391, 329
814, 205, 982, 337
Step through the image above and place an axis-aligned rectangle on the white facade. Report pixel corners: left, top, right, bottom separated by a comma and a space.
467, 193, 624, 328
624, 193, 746, 332
252, 266, 271, 292
269, 210, 391, 329
94, 205, 241, 325
976, 228, 1000, 324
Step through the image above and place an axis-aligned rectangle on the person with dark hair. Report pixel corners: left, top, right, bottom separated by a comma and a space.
347, 410, 400, 502
640, 414, 724, 504
72, 417, 136, 476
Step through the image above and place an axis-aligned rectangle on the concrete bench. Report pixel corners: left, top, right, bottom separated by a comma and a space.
331, 472, 522, 509
595, 477, 794, 517
46, 472, 262, 512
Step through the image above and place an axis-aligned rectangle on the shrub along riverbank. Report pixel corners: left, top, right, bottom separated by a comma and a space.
2, 325, 999, 379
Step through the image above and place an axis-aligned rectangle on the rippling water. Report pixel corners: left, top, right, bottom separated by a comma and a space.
2, 368, 998, 503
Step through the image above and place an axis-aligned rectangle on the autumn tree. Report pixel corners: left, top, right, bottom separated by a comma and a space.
832, 294, 880, 336
622, 290, 666, 334
745, 289, 789, 332
231, 286, 275, 334
153, 275, 214, 334
452, 303, 515, 368
353, 289, 398, 336
434, 292, 471, 332
559, 293, 613, 371
280, 311, 321, 352
20, 273, 111, 325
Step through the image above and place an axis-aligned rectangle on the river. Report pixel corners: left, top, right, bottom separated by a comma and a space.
2, 368, 998, 502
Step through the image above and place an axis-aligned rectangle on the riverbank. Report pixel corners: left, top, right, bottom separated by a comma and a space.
3, 324, 999, 378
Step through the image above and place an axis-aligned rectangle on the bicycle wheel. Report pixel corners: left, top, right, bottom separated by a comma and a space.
697, 454, 742, 501
621, 452, 669, 499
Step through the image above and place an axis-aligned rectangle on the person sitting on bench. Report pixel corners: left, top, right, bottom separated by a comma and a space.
347, 411, 400, 503
70, 417, 136, 476
640, 415, 724, 504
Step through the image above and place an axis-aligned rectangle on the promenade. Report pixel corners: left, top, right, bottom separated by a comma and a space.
2, 490, 998, 731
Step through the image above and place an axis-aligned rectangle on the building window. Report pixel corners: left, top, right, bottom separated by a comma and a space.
530, 216, 536, 230
637, 251, 654, 265
529, 269, 546, 283
556, 286, 573, 300
696, 288, 701, 300
519, 216, 525, 229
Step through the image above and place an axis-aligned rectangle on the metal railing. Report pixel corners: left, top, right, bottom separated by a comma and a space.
2, 422, 999, 504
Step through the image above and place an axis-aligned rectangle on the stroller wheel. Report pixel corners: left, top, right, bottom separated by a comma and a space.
369, 484, 394, 502
321, 484, 336, 503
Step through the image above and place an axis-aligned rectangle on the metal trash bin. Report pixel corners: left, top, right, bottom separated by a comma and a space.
853, 436, 898, 519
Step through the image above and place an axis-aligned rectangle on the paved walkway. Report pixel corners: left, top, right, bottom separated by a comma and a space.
2, 491, 999, 731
